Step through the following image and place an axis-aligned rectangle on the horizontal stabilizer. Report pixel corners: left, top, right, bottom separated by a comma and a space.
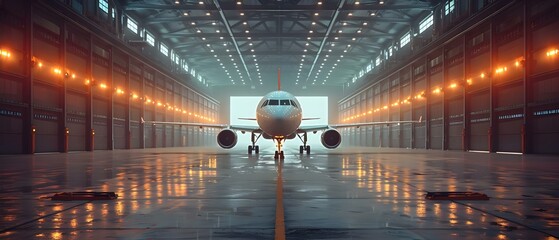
238, 117, 257, 121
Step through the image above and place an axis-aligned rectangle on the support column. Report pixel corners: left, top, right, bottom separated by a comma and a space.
488, 21, 496, 153
107, 46, 114, 150
59, 20, 68, 153
23, 0, 35, 154
125, 55, 131, 149
463, 35, 470, 151
86, 33, 94, 151
521, 0, 530, 154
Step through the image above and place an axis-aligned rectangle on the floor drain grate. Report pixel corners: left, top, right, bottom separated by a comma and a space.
50, 192, 118, 201
425, 192, 489, 200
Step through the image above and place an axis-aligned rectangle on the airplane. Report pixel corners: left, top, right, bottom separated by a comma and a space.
143, 69, 422, 159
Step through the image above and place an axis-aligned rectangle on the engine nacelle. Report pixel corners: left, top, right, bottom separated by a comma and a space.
217, 129, 237, 149
321, 129, 342, 149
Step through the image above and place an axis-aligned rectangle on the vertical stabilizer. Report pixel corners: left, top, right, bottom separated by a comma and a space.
277, 67, 281, 91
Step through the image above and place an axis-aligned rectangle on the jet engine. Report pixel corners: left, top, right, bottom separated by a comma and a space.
321, 129, 341, 149
217, 129, 237, 149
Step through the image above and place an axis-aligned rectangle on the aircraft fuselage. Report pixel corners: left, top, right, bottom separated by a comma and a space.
256, 91, 302, 139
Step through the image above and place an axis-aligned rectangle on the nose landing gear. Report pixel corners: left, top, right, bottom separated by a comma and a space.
274, 138, 285, 160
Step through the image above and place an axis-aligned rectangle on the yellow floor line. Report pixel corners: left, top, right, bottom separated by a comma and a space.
275, 163, 285, 240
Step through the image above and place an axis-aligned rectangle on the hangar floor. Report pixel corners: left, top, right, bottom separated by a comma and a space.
0, 146, 558, 240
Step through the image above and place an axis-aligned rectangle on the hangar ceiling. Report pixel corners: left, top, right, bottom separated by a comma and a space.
121, 0, 439, 90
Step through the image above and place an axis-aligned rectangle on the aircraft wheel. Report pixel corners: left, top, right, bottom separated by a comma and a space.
299, 145, 304, 154
255, 145, 259, 154
280, 151, 285, 159
274, 151, 279, 159
306, 145, 311, 154
248, 145, 253, 154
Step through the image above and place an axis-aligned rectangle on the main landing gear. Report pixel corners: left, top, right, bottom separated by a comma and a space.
248, 132, 261, 154
297, 132, 311, 154
273, 138, 285, 160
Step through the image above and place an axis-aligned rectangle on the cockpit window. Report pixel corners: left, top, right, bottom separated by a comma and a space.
268, 99, 279, 105
290, 100, 298, 108
280, 100, 290, 106
261, 100, 268, 108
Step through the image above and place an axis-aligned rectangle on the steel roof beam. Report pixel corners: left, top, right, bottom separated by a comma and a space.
304, 0, 347, 87
124, 3, 433, 11
160, 32, 394, 38
212, 0, 253, 86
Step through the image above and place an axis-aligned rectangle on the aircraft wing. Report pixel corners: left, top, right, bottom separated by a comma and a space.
229, 125, 261, 132
143, 119, 260, 132
144, 120, 227, 129
298, 117, 423, 132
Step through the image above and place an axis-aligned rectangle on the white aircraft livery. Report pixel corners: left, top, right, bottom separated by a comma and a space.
145, 70, 422, 159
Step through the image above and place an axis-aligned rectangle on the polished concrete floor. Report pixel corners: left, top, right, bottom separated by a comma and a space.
0, 145, 558, 239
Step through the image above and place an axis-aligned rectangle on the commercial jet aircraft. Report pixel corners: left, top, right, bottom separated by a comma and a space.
144, 70, 422, 159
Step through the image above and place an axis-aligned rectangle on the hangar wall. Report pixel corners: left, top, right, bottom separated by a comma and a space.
0, 1, 219, 154
339, 0, 559, 154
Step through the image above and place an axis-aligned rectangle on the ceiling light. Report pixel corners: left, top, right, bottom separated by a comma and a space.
198, 1, 203, 4
355, 1, 360, 4
370, 12, 376, 16
314, 13, 319, 16
237, 1, 242, 4
212, 22, 216, 25
352, 38, 356, 41
357, 30, 361, 33
191, 22, 196, 25
196, 29, 201, 33
243, 22, 247, 25
309, 30, 313, 33
348, 13, 353, 16
245, 30, 249, 33
202, 37, 206, 40
307, 37, 311, 40
334, 37, 339, 40
363, 22, 368, 26
312, 22, 316, 25
318, 1, 322, 5
240, 13, 244, 16
249, 43, 253, 46
305, 43, 309, 46
183, 12, 188, 16
220, 37, 224, 39
175, 0, 180, 4
379, 1, 384, 4
216, 30, 220, 33
206, 12, 210, 16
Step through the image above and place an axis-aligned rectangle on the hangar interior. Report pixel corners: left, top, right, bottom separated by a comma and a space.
1, 0, 559, 239
1, 0, 558, 154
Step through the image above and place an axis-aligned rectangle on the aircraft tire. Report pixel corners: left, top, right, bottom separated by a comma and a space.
255, 145, 259, 154
299, 145, 304, 154
306, 145, 311, 154
248, 145, 253, 154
